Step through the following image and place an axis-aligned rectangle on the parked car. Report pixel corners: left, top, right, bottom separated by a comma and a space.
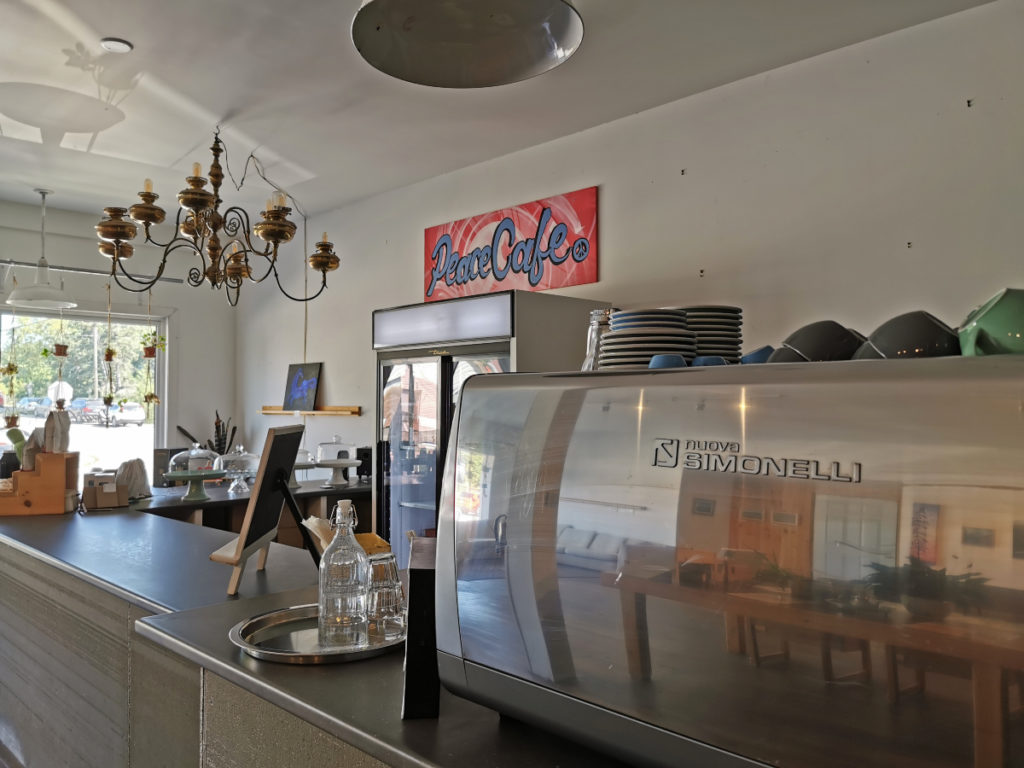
109, 402, 146, 427
32, 397, 53, 417
68, 397, 88, 422
80, 398, 109, 424
16, 397, 43, 416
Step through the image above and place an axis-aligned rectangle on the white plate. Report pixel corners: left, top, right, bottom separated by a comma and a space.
600, 350, 688, 360
611, 313, 688, 321
604, 328, 695, 338
610, 320, 689, 329
611, 308, 687, 318
679, 305, 742, 313
609, 323, 689, 331
601, 336, 696, 346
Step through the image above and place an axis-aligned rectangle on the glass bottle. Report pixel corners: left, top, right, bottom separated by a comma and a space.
581, 307, 614, 371
318, 499, 370, 648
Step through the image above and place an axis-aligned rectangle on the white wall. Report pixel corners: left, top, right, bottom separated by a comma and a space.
239, 0, 1024, 458
0, 201, 236, 450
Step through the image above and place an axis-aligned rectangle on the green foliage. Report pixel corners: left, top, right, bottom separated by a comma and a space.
142, 330, 167, 351
1, 314, 155, 404
866, 557, 989, 611
754, 552, 795, 587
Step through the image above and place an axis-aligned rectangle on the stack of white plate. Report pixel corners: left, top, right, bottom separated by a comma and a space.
679, 305, 743, 362
597, 308, 696, 369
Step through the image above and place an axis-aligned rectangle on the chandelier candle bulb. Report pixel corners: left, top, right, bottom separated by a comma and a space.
144, 178, 153, 194
322, 232, 328, 243
192, 162, 201, 178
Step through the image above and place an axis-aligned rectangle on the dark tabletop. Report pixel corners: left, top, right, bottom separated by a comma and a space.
0, 510, 318, 613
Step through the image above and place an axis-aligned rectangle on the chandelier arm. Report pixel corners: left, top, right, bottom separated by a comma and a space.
221, 206, 262, 247
221, 206, 279, 282
140, 208, 191, 250
111, 269, 159, 293
269, 264, 328, 303
108, 251, 170, 291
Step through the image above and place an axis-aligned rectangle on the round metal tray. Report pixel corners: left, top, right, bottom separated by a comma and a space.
228, 603, 405, 664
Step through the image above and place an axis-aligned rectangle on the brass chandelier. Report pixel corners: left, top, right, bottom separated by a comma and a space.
94, 131, 339, 305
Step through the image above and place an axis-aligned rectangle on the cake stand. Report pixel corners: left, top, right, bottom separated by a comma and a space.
316, 458, 361, 489
289, 461, 317, 489
163, 470, 227, 502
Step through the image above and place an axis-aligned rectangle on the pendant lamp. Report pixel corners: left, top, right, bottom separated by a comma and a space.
351, 0, 584, 88
6, 189, 77, 309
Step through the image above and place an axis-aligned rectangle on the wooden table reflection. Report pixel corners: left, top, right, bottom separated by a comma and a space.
603, 571, 1024, 768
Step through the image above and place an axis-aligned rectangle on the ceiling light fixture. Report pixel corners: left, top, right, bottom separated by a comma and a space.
99, 37, 134, 53
351, 0, 584, 88
95, 131, 340, 306
6, 189, 78, 310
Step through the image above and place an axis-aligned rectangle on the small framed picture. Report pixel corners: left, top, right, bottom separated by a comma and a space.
692, 498, 715, 517
962, 526, 995, 548
772, 511, 799, 527
283, 362, 322, 412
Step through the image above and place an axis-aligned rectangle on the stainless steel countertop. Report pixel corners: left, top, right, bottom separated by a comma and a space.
0, 509, 627, 768
0, 510, 318, 614
137, 589, 628, 768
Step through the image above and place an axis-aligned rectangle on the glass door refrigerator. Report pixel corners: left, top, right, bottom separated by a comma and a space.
373, 290, 609, 568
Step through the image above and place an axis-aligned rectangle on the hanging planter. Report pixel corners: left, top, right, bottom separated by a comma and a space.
41, 344, 69, 358
102, 394, 115, 407
143, 392, 161, 405
141, 331, 165, 359
3, 414, 19, 429
104, 347, 116, 362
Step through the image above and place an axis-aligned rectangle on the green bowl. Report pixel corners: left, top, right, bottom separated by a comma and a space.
958, 287, 1024, 356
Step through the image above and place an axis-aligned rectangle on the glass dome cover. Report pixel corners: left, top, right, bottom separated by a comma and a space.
170, 443, 219, 473
213, 444, 260, 493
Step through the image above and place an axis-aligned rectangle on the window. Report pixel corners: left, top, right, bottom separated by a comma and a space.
1, 309, 166, 484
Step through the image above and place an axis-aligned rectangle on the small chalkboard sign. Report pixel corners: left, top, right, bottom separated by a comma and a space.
210, 424, 305, 595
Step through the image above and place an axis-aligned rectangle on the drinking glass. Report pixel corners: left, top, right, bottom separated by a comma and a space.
367, 552, 406, 640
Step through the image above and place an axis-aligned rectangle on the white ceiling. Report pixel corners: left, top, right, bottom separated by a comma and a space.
0, 0, 993, 218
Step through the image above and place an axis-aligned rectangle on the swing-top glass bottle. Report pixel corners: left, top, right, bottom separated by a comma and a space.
318, 499, 370, 648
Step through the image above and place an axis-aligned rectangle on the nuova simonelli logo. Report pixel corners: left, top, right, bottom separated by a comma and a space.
654, 438, 862, 483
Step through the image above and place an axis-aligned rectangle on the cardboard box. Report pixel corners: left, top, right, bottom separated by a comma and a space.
82, 471, 131, 509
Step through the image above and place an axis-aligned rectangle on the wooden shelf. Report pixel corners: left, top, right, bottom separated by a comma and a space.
261, 405, 362, 417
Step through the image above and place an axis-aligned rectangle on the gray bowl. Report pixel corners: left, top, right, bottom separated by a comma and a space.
766, 345, 808, 363
782, 320, 864, 361
858, 310, 960, 359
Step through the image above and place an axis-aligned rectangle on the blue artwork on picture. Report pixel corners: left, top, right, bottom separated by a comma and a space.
283, 362, 322, 412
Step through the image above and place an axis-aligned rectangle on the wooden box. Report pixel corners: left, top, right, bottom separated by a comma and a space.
0, 452, 80, 516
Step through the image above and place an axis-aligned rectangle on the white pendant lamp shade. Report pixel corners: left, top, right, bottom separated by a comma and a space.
351, 0, 584, 88
6, 189, 77, 310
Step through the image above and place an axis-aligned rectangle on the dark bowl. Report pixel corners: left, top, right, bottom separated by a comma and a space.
864, 310, 960, 359
852, 342, 885, 360
782, 320, 864, 361
766, 345, 808, 363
